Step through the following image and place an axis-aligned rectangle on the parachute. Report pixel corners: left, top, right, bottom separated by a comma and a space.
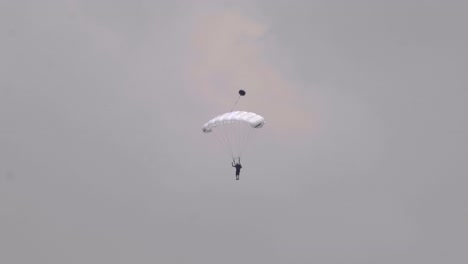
202, 111, 265, 161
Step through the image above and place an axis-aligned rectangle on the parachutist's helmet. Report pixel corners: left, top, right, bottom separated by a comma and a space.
239, 90, 246, 96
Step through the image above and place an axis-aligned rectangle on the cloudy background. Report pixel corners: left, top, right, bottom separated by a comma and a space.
1, 1, 467, 263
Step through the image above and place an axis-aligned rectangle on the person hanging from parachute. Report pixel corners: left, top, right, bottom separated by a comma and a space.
232, 158, 242, 180
202, 89, 265, 181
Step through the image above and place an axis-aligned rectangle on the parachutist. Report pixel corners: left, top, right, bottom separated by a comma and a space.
232, 159, 242, 180
202, 110, 265, 181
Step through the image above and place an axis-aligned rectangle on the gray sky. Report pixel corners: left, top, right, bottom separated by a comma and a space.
1, 1, 468, 263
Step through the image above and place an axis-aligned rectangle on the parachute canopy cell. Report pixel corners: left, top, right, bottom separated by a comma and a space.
239, 90, 246, 96
202, 111, 264, 133
202, 111, 265, 160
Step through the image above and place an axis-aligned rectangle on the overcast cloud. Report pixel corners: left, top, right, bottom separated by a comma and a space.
1, 1, 467, 263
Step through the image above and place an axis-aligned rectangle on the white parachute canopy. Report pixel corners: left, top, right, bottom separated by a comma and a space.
202, 111, 265, 161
